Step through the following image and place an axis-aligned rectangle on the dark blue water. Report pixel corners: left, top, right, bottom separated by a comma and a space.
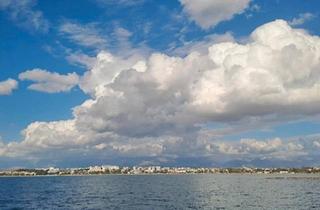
0, 174, 320, 209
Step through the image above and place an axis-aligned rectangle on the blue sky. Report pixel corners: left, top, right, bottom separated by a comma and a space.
1, 0, 320, 168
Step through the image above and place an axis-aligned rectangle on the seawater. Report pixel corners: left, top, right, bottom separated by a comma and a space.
0, 174, 320, 209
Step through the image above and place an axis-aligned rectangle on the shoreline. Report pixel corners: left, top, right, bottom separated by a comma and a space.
1, 173, 320, 178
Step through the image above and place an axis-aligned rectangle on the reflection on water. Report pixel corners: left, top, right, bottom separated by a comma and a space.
0, 174, 320, 209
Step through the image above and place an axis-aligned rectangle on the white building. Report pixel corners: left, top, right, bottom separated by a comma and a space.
88, 166, 104, 173
47, 167, 60, 174
102, 165, 120, 171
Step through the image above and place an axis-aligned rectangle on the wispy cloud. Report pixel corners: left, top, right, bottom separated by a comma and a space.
95, 0, 146, 7
59, 21, 107, 49
66, 52, 97, 68
0, 0, 49, 33
170, 32, 235, 56
289, 13, 315, 26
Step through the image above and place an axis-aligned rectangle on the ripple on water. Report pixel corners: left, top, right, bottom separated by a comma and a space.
0, 174, 320, 209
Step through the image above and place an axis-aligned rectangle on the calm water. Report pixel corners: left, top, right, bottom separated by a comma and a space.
0, 174, 320, 209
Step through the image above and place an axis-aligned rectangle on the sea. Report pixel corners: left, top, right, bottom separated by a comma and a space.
0, 174, 319, 209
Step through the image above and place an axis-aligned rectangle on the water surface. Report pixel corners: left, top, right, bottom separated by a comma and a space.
0, 174, 319, 209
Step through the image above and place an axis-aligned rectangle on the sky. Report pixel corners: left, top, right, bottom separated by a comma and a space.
0, 0, 320, 168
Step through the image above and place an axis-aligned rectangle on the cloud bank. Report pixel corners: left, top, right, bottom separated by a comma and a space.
2, 20, 320, 167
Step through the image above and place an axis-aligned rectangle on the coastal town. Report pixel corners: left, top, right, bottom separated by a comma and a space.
1, 165, 320, 176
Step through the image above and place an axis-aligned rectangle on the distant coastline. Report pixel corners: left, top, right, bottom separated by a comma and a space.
1, 165, 320, 177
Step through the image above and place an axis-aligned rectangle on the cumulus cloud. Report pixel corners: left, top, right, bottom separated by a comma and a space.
77, 19, 320, 137
0, 0, 49, 32
19, 69, 79, 93
0, 78, 18, 95
0, 120, 86, 159
2, 19, 320, 166
179, 0, 252, 29
79, 51, 146, 96
289, 13, 315, 26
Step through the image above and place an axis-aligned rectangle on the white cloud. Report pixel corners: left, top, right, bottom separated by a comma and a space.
110, 26, 152, 58
77, 20, 320, 136
211, 137, 307, 160
0, 0, 49, 32
0, 78, 18, 95
171, 32, 235, 56
21, 120, 84, 148
58, 22, 150, 65
66, 52, 97, 68
19, 69, 79, 93
2, 19, 320, 166
0, 120, 85, 158
289, 13, 315, 26
249, 4, 260, 12
313, 140, 320, 148
59, 21, 107, 49
96, 0, 146, 7
179, 0, 252, 29
79, 51, 146, 96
